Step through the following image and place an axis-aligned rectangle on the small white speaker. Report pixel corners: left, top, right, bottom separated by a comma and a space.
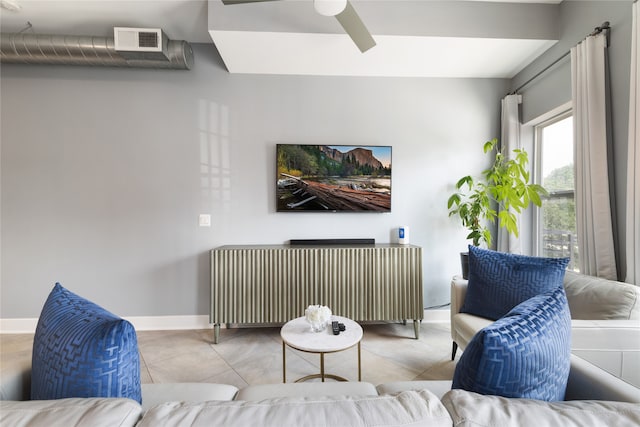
398, 226, 409, 244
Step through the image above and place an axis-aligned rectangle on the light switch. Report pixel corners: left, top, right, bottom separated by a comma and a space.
199, 214, 211, 227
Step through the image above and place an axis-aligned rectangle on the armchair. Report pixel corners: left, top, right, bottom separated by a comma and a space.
450, 271, 640, 387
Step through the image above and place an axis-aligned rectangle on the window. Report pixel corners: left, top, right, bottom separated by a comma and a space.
535, 113, 579, 271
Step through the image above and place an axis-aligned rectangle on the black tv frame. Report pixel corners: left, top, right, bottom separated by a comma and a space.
276, 144, 392, 213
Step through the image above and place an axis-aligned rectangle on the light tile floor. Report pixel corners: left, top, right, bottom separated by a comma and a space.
1, 321, 460, 389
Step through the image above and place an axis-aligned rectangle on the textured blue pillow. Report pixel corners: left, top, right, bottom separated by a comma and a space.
461, 245, 569, 320
31, 283, 141, 403
452, 286, 571, 401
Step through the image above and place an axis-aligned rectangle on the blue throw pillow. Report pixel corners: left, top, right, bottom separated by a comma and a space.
31, 283, 141, 403
452, 286, 571, 401
461, 245, 569, 320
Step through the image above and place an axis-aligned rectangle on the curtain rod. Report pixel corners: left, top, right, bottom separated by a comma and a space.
509, 21, 610, 95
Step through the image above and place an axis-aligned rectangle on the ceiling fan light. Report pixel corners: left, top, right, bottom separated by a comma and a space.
314, 0, 347, 17
0, 0, 22, 12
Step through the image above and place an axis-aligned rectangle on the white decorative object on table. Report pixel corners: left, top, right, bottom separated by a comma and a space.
304, 305, 332, 332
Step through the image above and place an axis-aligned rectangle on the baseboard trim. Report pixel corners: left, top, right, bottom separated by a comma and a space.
0, 318, 38, 334
126, 315, 213, 331
0, 315, 213, 334
423, 309, 449, 323
1, 310, 449, 334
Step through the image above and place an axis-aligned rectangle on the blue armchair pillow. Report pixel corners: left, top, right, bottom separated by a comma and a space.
461, 245, 569, 320
452, 286, 571, 401
31, 283, 141, 403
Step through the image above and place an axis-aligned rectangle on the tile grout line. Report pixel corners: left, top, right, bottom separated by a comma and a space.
206, 340, 250, 387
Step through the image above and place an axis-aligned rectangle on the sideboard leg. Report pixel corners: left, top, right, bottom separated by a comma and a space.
413, 320, 420, 339
213, 323, 220, 344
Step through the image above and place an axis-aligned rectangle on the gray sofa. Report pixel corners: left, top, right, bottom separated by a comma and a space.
451, 270, 640, 387
2, 353, 639, 426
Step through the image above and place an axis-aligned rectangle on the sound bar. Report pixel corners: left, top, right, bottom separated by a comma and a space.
289, 238, 375, 246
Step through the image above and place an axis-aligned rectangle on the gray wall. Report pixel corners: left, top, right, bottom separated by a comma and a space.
2, 1, 634, 320
0, 44, 508, 318
511, 0, 633, 279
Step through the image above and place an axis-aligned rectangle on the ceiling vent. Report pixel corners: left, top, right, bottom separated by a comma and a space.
114, 27, 169, 61
0, 27, 193, 70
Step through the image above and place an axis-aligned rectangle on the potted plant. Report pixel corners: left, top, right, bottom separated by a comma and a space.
447, 138, 547, 278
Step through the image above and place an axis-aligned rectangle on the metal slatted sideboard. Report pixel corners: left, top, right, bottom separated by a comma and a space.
210, 244, 423, 343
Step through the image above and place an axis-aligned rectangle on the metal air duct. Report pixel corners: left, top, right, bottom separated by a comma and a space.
0, 29, 193, 70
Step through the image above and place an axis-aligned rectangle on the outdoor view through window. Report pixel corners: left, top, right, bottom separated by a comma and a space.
539, 115, 579, 271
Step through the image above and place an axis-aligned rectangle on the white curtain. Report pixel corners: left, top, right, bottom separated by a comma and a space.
571, 33, 617, 280
627, 2, 640, 285
497, 94, 523, 254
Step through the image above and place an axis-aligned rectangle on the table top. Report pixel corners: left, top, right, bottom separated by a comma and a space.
281, 316, 363, 353
214, 244, 421, 250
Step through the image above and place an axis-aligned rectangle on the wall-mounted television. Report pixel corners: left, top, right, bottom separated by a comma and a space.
276, 144, 391, 212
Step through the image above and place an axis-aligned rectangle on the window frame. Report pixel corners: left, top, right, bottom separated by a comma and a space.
533, 108, 574, 260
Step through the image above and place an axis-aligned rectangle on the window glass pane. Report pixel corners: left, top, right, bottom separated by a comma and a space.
542, 198, 578, 269
539, 116, 579, 271
541, 116, 573, 191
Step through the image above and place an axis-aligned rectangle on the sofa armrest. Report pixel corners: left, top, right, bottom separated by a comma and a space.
450, 275, 469, 348
564, 271, 639, 320
565, 354, 640, 402
450, 276, 468, 319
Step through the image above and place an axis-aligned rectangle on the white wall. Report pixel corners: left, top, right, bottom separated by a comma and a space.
0, 44, 508, 319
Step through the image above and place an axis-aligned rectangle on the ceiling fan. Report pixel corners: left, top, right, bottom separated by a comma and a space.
221, 0, 376, 53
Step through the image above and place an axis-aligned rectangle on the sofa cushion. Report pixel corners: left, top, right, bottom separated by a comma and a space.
141, 383, 239, 412
461, 245, 569, 320
453, 287, 571, 401
0, 398, 141, 427
137, 390, 452, 427
450, 313, 493, 349
31, 283, 141, 403
236, 381, 377, 401
564, 354, 640, 403
563, 271, 639, 320
441, 389, 640, 427
376, 381, 453, 400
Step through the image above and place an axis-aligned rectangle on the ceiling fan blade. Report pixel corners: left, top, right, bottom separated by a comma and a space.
335, 1, 376, 53
221, 0, 278, 5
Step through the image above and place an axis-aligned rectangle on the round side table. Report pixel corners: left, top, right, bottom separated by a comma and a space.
280, 316, 363, 383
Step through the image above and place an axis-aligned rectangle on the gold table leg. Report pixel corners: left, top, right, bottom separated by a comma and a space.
358, 341, 361, 381
284, 339, 362, 383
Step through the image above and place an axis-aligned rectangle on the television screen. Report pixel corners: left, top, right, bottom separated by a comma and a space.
276, 144, 391, 212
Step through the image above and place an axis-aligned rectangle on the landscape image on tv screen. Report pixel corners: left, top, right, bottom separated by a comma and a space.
277, 144, 391, 212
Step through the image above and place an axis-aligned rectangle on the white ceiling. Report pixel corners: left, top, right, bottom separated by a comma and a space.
0, 0, 563, 78
210, 31, 556, 77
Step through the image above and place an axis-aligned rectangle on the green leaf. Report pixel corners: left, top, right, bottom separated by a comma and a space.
498, 210, 519, 237
482, 229, 492, 247
447, 194, 461, 209
483, 138, 498, 154
455, 175, 473, 190
532, 184, 549, 196
528, 188, 542, 207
